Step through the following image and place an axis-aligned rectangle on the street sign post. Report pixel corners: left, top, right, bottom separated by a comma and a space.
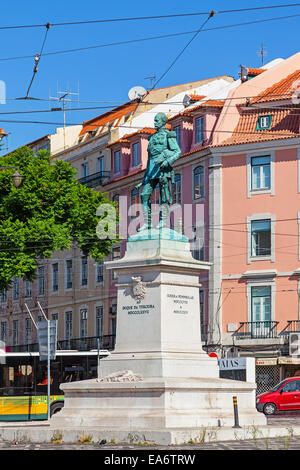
37, 319, 57, 420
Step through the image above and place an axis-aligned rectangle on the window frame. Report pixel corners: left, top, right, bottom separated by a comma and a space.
113, 150, 121, 175
52, 263, 59, 292
256, 115, 273, 131
194, 116, 205, 144
173, 125, 182, 149
80, 255, 89, 287
247, 213, 275, 264
247, 151, 275, 197
132, 141, 141, 168
193, 165, 205, 200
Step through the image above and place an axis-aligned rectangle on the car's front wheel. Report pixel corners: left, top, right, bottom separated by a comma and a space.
263, 402, 277, 415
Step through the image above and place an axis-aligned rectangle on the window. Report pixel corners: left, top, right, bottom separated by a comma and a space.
251, 220, 271, 257
195, 116, 204, 143
65, 311, 73, 340
282, 380, 300, 393
251, 156, 271, 190
95, 305, 104, 338
79, 309, 88, 339
81, 256, 88, 286
174, 125, 182, 149
130, 187, 140, 219
0, 322, 7, 343
51, 313, 58, 321
98, 156, 104, 173
192, 224, 205, 261
12, 278, 19, 300
111, 247, 121, 281
113, 150, 121, 174
151, 184, 160, 205
81, 162, 89, 178
173, 173, 181, 204
25, 280, 32, 298
256, 115, 273, 130
0, 290, 7, 303
193, 166, 204, 199
12, 320, 19, 346
199, 290, 206, 342
132, 142, 141, 167
110, 305, 117, 336
52, 263, 59, 292
66, 259, 73, 289
96, 260, 104, 283
25, 318, 32, 344
251, 286, 271, 334
38, 266, 45, 295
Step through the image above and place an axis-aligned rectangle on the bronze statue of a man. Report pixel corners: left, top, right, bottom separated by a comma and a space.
135, 112, 181, 231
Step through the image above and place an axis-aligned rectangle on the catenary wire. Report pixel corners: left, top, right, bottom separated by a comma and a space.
0, 4, 300, 30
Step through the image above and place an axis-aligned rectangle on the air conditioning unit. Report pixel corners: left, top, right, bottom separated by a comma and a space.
289, 333, 300, 356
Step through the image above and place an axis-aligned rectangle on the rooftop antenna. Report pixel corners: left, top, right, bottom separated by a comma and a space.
49, 82, 80, 149
144, 74, 156, 90
257, 42, 267, 67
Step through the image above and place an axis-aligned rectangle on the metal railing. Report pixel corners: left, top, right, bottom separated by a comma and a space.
232, 321, 279, 339
279, 320, 300, 335
78, 171, 110, 188
7, 335, 116, 353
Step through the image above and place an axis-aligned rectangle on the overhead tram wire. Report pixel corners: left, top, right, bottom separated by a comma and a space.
1, 12, 300, 64
0, 4, 300, 30
20, 24, 51, 100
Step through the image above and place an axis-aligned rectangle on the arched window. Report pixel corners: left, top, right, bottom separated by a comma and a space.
193, 166, 204, 200
173, 173, 181, 204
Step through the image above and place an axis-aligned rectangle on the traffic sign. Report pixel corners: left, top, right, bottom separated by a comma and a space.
37, 320, 57, 361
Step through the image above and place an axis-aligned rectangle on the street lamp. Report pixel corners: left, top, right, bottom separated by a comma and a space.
0, 167, 23, 187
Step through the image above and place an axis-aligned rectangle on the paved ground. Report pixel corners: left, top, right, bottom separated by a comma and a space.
1, 413, 300, 451
0, 436, 298, 450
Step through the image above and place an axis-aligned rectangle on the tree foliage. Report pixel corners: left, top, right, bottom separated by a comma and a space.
0, 147, 117, 292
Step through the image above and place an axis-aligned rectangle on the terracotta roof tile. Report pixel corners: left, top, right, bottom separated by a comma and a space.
252, 69, 300, 103
79, 101, 139, 136
189, 94, 206, 101
221, 107, 300, 146
247, 67, 266, 76
107, 127, 156, 147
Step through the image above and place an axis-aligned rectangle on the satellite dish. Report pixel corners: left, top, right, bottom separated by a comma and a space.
183, 94, 191, 108
128, 86, 147, 101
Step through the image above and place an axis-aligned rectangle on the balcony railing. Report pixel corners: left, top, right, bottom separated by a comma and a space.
232, 321, 279, 340
7, 335, 116, 353
78, 171, 110, 188
279, 320, 300, 335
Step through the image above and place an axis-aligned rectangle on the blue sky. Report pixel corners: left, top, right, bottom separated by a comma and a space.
1, 0, 300, 153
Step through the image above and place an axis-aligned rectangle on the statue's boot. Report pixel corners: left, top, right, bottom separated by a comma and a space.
137, 207, 152, 232
156, 204, 169, 230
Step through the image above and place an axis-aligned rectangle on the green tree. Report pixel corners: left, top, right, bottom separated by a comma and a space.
0, 146, 117, 292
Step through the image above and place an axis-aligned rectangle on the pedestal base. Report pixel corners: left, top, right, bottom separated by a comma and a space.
51, 376, 266, 436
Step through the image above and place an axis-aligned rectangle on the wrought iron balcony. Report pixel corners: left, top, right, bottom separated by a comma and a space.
279, 320, 300, 335
78, 171, 110, 188
7, 335, 116, 353
232, 321, 279, 340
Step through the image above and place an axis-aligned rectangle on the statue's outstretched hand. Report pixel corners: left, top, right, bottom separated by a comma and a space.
135, 182, 142, 190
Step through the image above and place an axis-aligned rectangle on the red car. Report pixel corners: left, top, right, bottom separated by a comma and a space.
256, 377, 300, 415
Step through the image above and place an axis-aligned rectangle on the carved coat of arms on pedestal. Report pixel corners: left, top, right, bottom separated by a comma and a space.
131, 276, 147, 301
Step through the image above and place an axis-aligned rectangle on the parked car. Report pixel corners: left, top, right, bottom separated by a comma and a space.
256, 377, 300, 415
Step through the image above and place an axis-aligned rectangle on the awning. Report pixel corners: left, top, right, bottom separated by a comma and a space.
278, 357, 300, 365
256, 358, 278, 366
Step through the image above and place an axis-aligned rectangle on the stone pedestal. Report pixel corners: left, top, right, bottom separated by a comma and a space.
51, 229, 266, 438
